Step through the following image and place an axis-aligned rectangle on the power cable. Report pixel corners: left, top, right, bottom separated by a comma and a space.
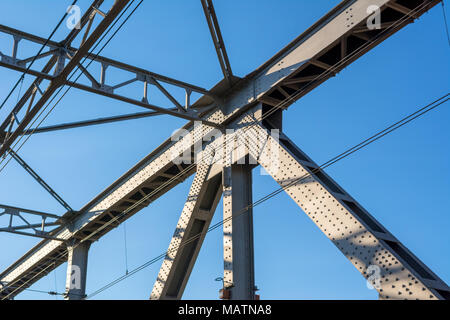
124, 222, 129, 275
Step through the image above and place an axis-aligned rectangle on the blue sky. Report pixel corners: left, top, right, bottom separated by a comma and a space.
0, 0, 449, 300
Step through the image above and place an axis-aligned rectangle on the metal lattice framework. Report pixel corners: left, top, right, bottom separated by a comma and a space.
0, 0, 449, 300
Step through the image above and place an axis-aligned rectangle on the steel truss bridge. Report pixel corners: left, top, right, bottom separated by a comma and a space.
0, 0, 449, 300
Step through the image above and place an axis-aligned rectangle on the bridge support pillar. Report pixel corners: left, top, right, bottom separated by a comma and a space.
222, 164, 256, 300
64, 241, 91, 300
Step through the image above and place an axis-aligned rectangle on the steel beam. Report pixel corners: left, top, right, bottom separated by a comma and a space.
222, 164, 255, 300
242, 118, 450, 300
0, 0, 443, 299
150, 160, 223, 300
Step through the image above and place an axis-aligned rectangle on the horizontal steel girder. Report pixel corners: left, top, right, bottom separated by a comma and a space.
0, 0, 443, 299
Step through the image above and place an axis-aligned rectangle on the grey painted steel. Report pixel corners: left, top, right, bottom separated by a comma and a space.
201, 0, 233, 86
223, 164, 255, 300
0, 0, 445, 299
150, 159, 223, 300
0, 0, 105, 136
242, 118, 450, 300
64, 241, 91, 300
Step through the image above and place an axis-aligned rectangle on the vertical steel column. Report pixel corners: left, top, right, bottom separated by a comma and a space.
64, 241, 91, 300
222, 164, 255, 300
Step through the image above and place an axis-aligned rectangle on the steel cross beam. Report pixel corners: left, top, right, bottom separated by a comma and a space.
0, 204, 62, 240
0, 0, 445, 299
0, 0, 104, 139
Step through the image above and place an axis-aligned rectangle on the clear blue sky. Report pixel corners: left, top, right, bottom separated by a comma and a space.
0, 0, 449, 300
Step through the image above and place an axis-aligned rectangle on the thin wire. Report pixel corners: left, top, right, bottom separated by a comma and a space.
0, 1, 436, 299
0, 0, 78, 111
85, 94, 448, 299
442, 1, 450, 46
